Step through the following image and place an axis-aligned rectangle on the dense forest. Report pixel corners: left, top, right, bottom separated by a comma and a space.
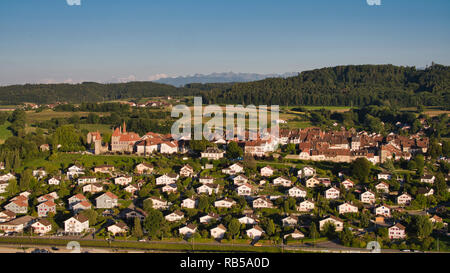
0, 64, 449, 107
0, 81, 198, 104
194, 64, 450, 108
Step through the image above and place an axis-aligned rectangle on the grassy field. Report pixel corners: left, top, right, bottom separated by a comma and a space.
25, 110, 110, 123
79, 124, 113, 134
0, 121, 13, 144
0, 237, 284, 253
282, 106, 353, 112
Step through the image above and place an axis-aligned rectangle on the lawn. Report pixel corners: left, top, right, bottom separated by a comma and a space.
0, 121, 13, 144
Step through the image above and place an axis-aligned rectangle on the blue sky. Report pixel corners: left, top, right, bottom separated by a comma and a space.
0, 0, 449, 85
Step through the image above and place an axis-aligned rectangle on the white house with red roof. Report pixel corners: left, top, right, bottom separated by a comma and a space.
31, 219, 52, 234
96, 192, 118, 209
37, 200, 56, 217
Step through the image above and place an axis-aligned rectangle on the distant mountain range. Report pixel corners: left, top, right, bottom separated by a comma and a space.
154, 72, 298, 86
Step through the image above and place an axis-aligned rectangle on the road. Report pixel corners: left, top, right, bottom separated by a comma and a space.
0, 235, 420, 253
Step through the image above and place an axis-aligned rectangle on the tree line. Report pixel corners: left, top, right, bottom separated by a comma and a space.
192, 64, 450, 108
1, 64, 449, 108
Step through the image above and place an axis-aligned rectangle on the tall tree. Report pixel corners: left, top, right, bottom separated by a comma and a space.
351, 158, 372, 183
132, 217, 144, 239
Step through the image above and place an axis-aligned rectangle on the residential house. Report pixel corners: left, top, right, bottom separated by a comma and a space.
378, 173, 392, 180
181, 197, 197, 209
0, 173, 15, 182
77, 176, 97, 185
0, 216, 35, 233
236, 183, 255, 196
233, 174, 249, 186
282, 215, 298, 227
159, 141, 178, 154
96, 192, 119, 209
246, 225, 264, 239
37, 194, 55, 203
200, 213, 221, 224
417, 187, 434, 197
298, 166, 316, 178
305, 177, 321, 188
252, 197, 273, 209
210, 224, 227, 239
325, 187, 340, 200
31, 219, 52, 234
318, 178, 332, 187
107, 222, 129, 235
123, 208, 148, 222
222, 163, 244, 175
156, 174, 179, 185
93, 165, 115, 174
273, 176, 292, 187
284, 229, 305, 240
287, 186, 307, 198
4, 198, 28, 214
0, 210, 16, 223
214, 198, 236, 208
199, 176, 214, 184
165, 211, 184, 222
64, 214, 89, 233
162, 183, 178, 194
338, 203, 358, 214
68, 194, 88, 209
135, 163, 154, 175
201, 147, 225, 160
319, 216, 344, 232
47, 177, 61, 186
375, 182, 390, 193
375, 205, 391, 217
0, 181, 8, 194
388, 223, 406, 240
420, 175, 435, 184
260, 166, 275, 177
297, 200, 315, 212
397, 193, 412, 206
72, 201, 92, 213
32, 168, 47, 180
179, 224, 197, 237
238, 214, 258, 225
124, 184, 139, 195
66, 164, 85, 179
360, 190, 376, 204
180, 165, 195, 177
114, 176, 133, 186
341, 179, 355, 190
37, 200, 56, 217
147, 196, 169, 210
196, 183, 219, 195
83, 183, 103, 194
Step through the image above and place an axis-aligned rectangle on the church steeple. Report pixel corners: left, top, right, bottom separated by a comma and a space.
123, 121, 127, 133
